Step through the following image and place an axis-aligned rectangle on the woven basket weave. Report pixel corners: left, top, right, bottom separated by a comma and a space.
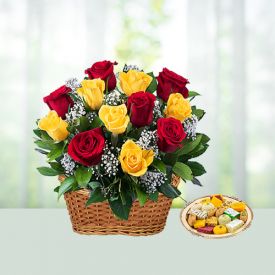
64, 175, 180, 236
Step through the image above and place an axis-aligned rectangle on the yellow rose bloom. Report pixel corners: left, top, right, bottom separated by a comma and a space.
38, 110, 69, 141
119, 140, 154, 177
119, 70, 152, 96
165, 93, 192, 122
77, 79, 105, 110
99, 104, 130, 134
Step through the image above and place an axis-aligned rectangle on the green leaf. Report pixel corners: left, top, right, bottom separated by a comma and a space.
75, 166, 92, 188
134, 185, 147, 206
47, 142, 64, 161
41, 131, 52, 141
190, 144, 209, 158
34, 140, 55, 150
176, 134, 202, 155
186, 161, 206, 176
53, 186, 60, 193
148, 191, 158, 202
172, 162, 193, 181
58, 176, 75, 199
163, 153, 178, 166
86, 188, 106, 206
78, 116, 90, 132
108, 195, 132, 220
159, 184, 181, 199
35, 148, 48, 155
33, 129, 42, 138
200, 133, 210, 144
90, 116, 103, 128
146, 72, 157, 93
152, 158, 166, 174
188, 91, 200, 98
192, 177, 203, 186
191, 106, 205, 120
49, 162, 64, 173
88, 181, 101, 189
37, 167, 60, 176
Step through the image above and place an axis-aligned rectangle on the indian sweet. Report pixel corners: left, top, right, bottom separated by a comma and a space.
193, 219, 206, 229
230, 202, 246, 212
240, 210, 248, 223
213, 225, 227, 235
206, 216, 218, 226
187, 214, 197, 227
218, 214, 231, 225
201, 202, 215, 212
197, 226, 214, 234
224, 208, 240, 219
226, 219, 244, 233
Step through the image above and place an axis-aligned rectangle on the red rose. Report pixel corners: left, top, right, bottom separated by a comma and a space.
68, 128, 105, 166
43, 85, 73, 119
157, 68, 189, 101
127, 91, 156, 127
85, 60, 117, 91
157, 117, 186, 153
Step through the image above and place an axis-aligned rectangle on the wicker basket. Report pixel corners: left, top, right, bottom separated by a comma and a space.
64, 175, 180, 236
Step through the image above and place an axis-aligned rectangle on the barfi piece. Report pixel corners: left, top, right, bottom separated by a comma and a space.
218, 214, 231, 225
230, 202, 246, 212
226, 219, 244, 233
206, 216, 218, 226
190, 209, 208, 220
210, 196, 223, 208
197, 226, 214, 234
224, 208, 240, 219
201, 202, 215, 212
193, 219, 206, 229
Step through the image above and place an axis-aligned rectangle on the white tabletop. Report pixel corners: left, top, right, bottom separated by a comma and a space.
0, 209, 272, 275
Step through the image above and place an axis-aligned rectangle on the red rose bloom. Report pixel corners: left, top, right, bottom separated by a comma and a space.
85, 60, 117, 91
157, 117, 186, 153
43, 85, 73, 119
68, 128, 105, 166
127, 91, 156, 127
157, 68, 189, 101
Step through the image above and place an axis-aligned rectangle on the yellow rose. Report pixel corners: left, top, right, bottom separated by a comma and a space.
77, 79, 105, 110
119, 140, 154, 177
119, 70, 152, 96
165, 93, 192, 122
98, 104, 130, 134
38, 110, 69, 141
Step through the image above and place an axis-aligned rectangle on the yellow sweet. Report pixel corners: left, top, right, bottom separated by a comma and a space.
213, 225, 227, 235
206, 216, 218, 226
240, 210, 248, 223
193, 219, 206, 229
230, 202, 246, 212
201, 198, 210, 204
210, 196, 223, 208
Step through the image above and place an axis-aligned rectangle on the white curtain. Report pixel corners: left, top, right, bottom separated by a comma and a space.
0, 0, 274, 207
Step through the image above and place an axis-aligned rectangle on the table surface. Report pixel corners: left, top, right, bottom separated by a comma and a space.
0, 209, 273, 275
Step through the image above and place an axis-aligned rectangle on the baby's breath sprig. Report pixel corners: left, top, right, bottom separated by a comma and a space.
123, 64, 143, 72
183, 114, 198, 140
61, 153, 77, 176
139, 171, 167, 194
65, 101, 86, 124
104, 90, 125, 106
65, 77, 81, 92
100, 142, 120, 177
137, 129, 159, 157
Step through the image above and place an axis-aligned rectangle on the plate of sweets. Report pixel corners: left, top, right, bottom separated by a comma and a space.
180, 194, 253, 238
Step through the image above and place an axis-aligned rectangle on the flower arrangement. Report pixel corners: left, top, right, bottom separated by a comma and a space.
34, 61, 209, 220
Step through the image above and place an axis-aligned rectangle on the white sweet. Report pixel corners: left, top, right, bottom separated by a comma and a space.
226, 219, 244, 233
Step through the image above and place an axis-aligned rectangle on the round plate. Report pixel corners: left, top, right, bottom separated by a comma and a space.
180, 195, 253, 239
